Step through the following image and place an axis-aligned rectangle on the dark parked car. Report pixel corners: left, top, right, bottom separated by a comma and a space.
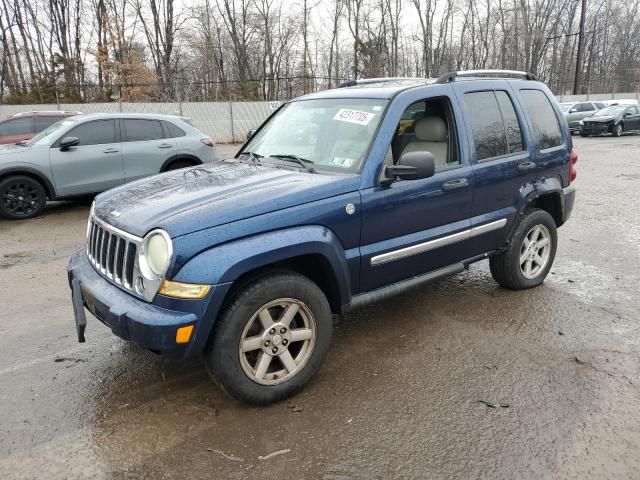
580, 104, 640, 137
0, 111, 82, 145
68, 70, 576, 404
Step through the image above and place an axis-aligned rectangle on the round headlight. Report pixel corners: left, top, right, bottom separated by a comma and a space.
143, 230, 172, 277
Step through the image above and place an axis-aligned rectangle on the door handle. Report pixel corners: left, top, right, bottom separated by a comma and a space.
103, 148, 119, 154
517, 161, 537, 172
442, 178, 469, 191
158, 143, 173, 149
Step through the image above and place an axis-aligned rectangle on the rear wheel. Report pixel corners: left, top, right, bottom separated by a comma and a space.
612, 123, 623, 137
205, 271, 332, 404
0, 175, 47, 220
490, 209, 557, 290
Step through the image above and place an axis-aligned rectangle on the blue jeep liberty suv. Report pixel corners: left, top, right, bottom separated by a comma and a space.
68, 70, 577, 404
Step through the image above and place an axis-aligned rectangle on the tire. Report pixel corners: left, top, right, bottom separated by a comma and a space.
580, 133, 589, 137
612, 123, 623, 137
0, 175, 47, 220
166, 159, 195, 171
205, 271, 332, 405
489, 209, 557, 290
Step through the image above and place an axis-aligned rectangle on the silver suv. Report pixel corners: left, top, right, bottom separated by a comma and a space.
559, 101, 606, 134
0, 113, 218, 219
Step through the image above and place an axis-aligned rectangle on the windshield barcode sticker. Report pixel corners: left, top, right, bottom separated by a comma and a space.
333, 109, 375, 126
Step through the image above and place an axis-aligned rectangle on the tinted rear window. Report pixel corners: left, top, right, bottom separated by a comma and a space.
519, 90, 563, 150
0, 117, 32, 136
464, 91, 524, 161
163, 121, 186, 138
123, 119, 164, 142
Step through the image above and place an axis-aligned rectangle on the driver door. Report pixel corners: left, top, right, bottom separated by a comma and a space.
359, 94, 473, 293
50, 119, 125, 196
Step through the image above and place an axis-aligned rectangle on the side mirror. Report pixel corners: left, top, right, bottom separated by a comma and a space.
382, 151, 435, 185
247, 129, 256, 140
569, 108, 577, 113
59, 136, 79, 151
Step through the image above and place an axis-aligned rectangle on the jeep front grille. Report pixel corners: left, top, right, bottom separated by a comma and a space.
87, 216, 141, 291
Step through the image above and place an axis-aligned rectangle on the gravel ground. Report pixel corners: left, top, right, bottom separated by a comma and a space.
0, 137, 639, 479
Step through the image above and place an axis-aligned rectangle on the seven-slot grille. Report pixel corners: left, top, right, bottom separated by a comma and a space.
87, 217, 140, 290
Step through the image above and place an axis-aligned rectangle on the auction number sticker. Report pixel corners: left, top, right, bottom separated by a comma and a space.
333, 109, 375, 126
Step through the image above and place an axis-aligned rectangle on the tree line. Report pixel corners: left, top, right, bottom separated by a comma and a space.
1, 0, 639, 104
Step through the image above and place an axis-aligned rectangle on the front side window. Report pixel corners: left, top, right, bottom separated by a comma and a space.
242, 98, 387, 173
464, 90, 524, 161
123, 119, 164, 142
392, 97, 459, 171
578, 103, 595, 112
66, 120, 116, 146
519, 89, 563, 150
0, 117, 32, 136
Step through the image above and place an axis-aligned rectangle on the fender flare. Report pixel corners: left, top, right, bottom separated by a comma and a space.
160, 154, 203, 172
505, 176, 564, 243
174, 225, 352, 308
0, 166, 57, 198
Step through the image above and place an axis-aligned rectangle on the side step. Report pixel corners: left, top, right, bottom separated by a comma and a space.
346, 262, 464, 312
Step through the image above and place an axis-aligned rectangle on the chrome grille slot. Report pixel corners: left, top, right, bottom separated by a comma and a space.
86, 215, 143, 295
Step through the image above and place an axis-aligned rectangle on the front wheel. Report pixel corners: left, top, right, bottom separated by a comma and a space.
0, 175, 47, 219
490, 209, 557, 290
612, 123, 623, 137
205, 272, 332, 404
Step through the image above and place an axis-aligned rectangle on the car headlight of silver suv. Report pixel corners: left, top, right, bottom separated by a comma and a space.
138, 229, 173, 281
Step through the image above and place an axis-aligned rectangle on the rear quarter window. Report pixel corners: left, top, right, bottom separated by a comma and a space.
163, 121, 186, 138
519, 89, 563, 150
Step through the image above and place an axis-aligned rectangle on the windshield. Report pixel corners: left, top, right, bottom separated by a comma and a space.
558, 103, 574, 113
28, 118, 78, 145
241, 98, 387, 173
594, 106, 626, 116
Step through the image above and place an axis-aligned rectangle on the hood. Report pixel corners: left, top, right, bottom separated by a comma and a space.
95, 160, 360, 238
0, 143, 32, 156
584, 115, 618, 123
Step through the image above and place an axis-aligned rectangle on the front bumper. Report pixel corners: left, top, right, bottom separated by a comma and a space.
580, 123, 611, 135
67, 251, 229, 358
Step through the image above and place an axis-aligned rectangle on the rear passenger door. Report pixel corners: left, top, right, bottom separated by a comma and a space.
120, 118, 176, 182
452, 81, 539, 254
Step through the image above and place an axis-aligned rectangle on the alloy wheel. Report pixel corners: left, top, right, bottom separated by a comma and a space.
519, 224, 552, 279
239, 298, 316, 385
1, 181, 42, 217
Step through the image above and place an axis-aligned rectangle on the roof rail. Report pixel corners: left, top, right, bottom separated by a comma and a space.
337, 77, 430, 88
435, 70, 537, 83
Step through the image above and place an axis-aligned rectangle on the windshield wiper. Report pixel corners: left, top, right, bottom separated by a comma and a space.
269, 154, 316, 173
238, 150, 263, 165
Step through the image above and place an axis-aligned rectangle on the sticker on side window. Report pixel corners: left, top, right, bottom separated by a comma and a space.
333, 109, 375, 126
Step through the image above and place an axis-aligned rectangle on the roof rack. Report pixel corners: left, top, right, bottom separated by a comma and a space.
435, 70, 537, 83
337, 77, 431, 88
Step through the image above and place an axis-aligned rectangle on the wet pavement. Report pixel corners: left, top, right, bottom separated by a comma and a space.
1, 138, 639, 479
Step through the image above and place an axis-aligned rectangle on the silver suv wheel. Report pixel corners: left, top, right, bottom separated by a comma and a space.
239, 298, 317, 385
519, 224, 552, 279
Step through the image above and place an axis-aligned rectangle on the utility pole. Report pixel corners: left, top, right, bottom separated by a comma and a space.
573, 0, 587, 95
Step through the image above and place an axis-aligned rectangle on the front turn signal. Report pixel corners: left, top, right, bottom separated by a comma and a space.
176, 325, 194, 344
159, 280, 211, 299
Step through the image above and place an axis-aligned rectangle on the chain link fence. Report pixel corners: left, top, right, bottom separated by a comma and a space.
1, 90, 639, 144
0, 100, 281, 143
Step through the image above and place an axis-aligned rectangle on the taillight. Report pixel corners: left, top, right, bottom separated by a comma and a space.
200, 138, 215, 147
569, 148, 578, 184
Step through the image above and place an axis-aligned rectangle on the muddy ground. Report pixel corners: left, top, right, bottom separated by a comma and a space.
0, 138, 639, 479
